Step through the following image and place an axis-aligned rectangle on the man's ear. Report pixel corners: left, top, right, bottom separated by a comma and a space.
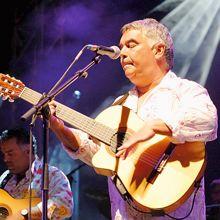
23, 144, 31, 155
153, 43, 166, 59
23, 148, 30, 155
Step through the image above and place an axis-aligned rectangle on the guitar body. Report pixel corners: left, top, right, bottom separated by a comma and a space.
92, 105, 206, 213
0, 189, 40, 219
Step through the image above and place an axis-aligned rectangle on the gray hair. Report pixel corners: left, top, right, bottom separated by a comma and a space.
121, 18, 174, 70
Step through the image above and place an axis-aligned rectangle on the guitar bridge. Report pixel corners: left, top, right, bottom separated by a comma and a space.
147, 143, 176, 184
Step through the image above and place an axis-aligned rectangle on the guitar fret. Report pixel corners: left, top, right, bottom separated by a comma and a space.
21, 88, 42, 105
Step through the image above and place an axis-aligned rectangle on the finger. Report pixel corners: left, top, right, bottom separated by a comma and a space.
115, 149, 125, 157
49, 101, 57, 108
116, 148, 131, 160
50, 108, 56, 116
50, 100, 57, 105
120, 137, 138, 150
49, 104, 57, 115
117, 144, 127, 151
122, 149, 129, 160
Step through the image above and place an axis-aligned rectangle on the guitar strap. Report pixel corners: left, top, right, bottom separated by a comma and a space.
111, 93, 132, 202
0, 170, 12, 189
111, 93, 129, 106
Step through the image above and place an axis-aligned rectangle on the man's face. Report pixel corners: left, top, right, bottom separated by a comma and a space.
119, 29, 159, 87
0, 138, 29, 175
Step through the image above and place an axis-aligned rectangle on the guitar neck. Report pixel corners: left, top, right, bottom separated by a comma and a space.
20, 87, 113, 145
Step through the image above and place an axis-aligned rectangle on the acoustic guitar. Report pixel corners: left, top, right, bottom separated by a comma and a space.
0, 73, 206, 214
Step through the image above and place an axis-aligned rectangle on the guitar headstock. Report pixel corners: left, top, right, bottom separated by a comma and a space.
0, 73, 25, 102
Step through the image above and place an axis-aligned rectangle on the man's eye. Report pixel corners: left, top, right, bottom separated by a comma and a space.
128, 43, 137, 48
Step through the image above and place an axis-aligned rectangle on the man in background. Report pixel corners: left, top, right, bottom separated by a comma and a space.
0, 127, 73, 219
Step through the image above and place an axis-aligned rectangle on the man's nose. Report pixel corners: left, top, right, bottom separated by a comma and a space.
120, 46, 128, 58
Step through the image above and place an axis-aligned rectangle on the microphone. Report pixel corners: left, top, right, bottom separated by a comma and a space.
86, 44, 120, 59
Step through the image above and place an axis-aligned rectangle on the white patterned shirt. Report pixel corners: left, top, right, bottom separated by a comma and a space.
63, 71, 218, 220
0, 157, 73, 219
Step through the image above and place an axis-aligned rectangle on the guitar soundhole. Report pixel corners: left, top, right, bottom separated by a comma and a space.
0, 207, 9, 219
110, 132, 129, 153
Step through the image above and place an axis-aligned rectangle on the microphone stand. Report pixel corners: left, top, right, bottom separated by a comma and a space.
20, 54, 102, 220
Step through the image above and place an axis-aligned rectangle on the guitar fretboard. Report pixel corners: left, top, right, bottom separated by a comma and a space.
20, 87, 115, 145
